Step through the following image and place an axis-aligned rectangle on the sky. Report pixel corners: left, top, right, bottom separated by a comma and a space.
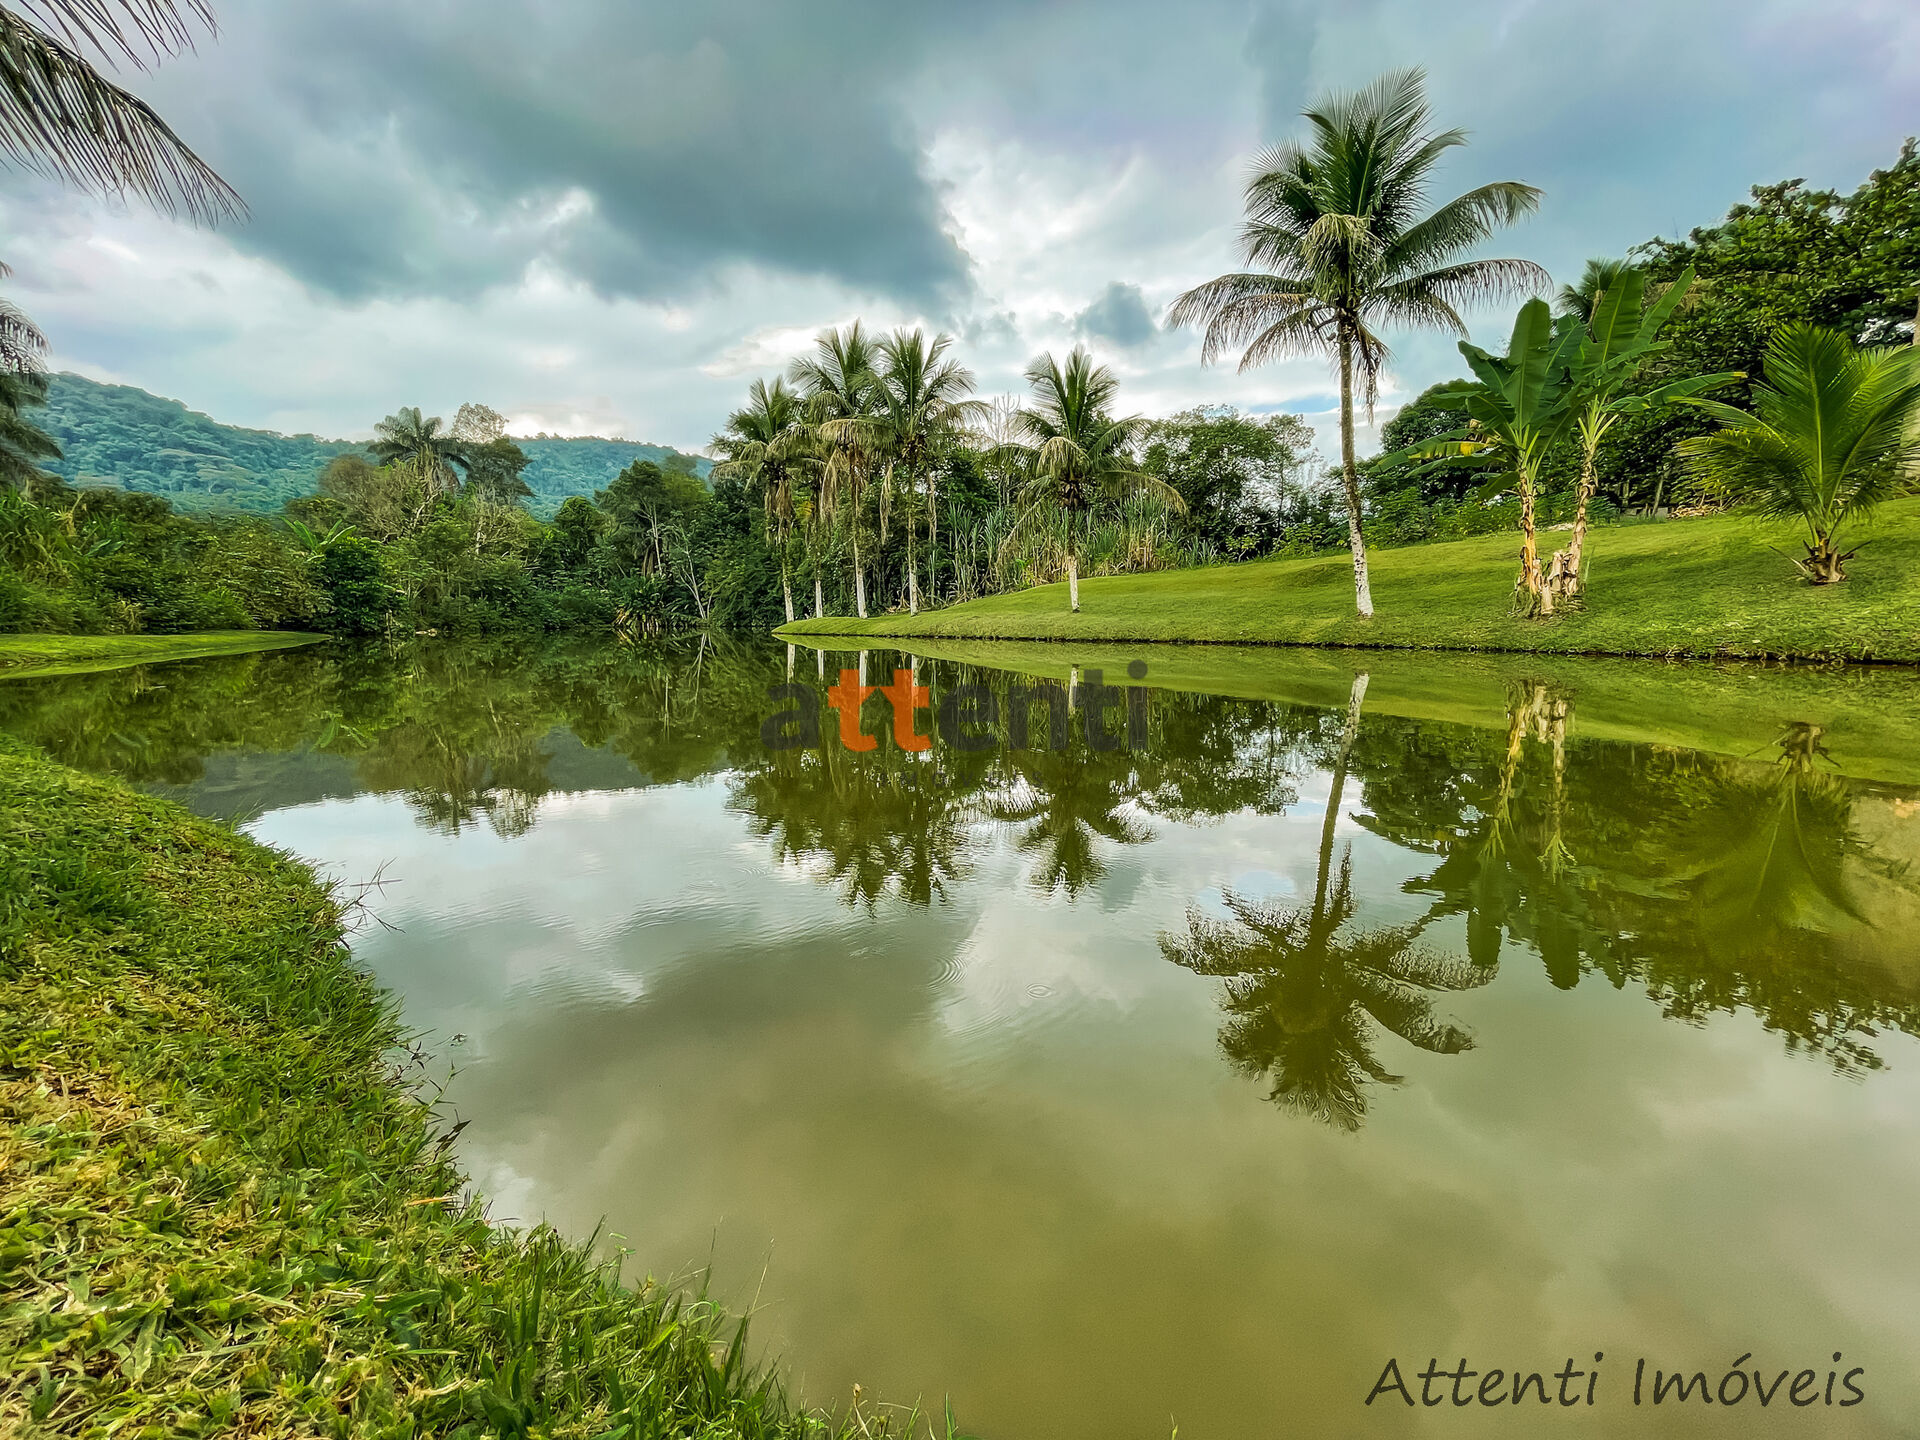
2, 0, 1916, 460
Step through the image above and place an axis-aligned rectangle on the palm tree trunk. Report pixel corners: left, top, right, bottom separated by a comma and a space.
852, 524, 868, 618
814, 574, 825, 619
1314, 671, 1369, 914
1337, 338, 1376, 620
1067, 551, 1080, 613
782, 562, 796, 625
908, 524, 920, 614
928, 470, 940, 606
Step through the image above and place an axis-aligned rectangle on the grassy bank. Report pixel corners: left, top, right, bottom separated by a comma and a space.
781, 499, 1920, 662
0, 631, 323, 679
0, 737, 901, 1438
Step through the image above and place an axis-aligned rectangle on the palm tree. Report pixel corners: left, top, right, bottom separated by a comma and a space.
999, 348, 1183, 613
1161, 671, 1484, 1129
1, 263, 47, 372
1677, 324, 1920, 583
0, 366, 60, 490
789, 322, 883, 618
0, 1, 241, 222
710, 376, 813, 624
872, 328, 984, 614
369, 407, 470, 496
1168, 68, 1545, 619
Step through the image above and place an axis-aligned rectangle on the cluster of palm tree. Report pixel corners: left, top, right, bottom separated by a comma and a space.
711, 319, 1184, 620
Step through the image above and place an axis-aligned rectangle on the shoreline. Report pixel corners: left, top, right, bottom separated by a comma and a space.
0, 736, 887, 1437
0, 630, 325, 679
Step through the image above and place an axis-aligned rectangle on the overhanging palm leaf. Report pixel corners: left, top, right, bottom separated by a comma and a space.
0, 0, 241, 222
1169, 68, 1545, 620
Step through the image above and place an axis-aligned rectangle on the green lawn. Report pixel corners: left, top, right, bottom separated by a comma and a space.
781, 499, 1920, 662
0, 737, 903, 1438
0, 630, 323, 679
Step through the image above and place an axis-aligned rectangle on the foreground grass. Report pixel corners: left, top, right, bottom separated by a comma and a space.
0, 631, 322, 679
0, 737, 910, 1439
781, 499, 1920, 662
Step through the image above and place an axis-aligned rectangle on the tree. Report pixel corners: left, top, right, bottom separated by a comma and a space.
1000, 348, 1183, 613
709, 376, 812, 623
789, 322, 883, 618
1168, 68, 1545, 619
871, 328, 984, 613
1553, 266, 1737, 600
0, 367, 60, 491
463, 437, 534, 508
1385, 299, 1578, 614
0, 261, 46, 372
1677, 324, 1920, 584
369, 407, 470, 495
1140, 405, 1313, 550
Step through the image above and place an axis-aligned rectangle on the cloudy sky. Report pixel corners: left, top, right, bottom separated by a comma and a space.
3, 0, 1915, 457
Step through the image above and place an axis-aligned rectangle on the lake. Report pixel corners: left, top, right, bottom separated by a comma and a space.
6, 637, 1920, 1438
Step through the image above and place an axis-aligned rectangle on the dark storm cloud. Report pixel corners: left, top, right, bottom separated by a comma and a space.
148, 0, 984, 305
1074, 282, 1158, 349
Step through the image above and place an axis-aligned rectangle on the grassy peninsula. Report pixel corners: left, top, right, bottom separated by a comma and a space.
0, 736, 896, 1438
781, 500, 1920, 662
0, 630, 322, 678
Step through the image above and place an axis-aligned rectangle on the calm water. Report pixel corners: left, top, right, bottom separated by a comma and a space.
8, 638, 1920, 1438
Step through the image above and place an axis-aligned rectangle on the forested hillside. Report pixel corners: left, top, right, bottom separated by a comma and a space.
36, 373, 707, 517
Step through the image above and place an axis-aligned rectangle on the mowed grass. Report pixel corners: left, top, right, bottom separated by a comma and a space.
0, 630, 323, 678
0, 737, 918, 1439
781, 498, 1920, 662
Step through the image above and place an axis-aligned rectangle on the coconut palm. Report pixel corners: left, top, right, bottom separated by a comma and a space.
1168, 68, 1545, 619
872, 328, 985, 613
710, 376, 814, 624
0, 1, 240, 221
999, 348, 1183, 613
789, 322, 883, 618
1677, 324, 1920, 583
1, 263, 46, 372
369, 407, 470, 496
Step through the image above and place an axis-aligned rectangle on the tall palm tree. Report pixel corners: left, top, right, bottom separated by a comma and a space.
999, 348, 1183, 613
1168, 68, 1545, 619
369, 406, 470, 496
710, 376, 813, 624
1, 262, 47, 372
1678, 324, 1920, 583
0, 1, 241, 222
872, 327, 984, 614
789, 322, 883, 618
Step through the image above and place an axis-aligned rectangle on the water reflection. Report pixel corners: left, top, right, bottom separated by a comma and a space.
2, 637, 1916, 1098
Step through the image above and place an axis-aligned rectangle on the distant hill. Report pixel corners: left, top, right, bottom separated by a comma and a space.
36, 373, 710, 518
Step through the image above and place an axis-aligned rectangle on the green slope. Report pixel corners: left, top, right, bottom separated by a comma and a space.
782, 498, 1920, 663
37, 372, 709, 518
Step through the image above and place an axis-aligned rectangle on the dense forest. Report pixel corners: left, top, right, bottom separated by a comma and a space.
35, 373, 709, 517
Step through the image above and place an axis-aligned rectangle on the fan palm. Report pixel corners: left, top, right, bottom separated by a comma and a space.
1677, 324, 1920, 583
710, 376, 814, 623
872, 328, 984, 613
369, 406, 470, 496
789, 322, 883, 618
1168, 68, 1545, 619
0, 0, 240, 220
999, 348, 1183, 612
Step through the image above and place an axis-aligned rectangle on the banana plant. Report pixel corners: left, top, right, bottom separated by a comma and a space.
283, 518, 358, 558
1382, 297, 1581, 615
1557, 265, 1738, 598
